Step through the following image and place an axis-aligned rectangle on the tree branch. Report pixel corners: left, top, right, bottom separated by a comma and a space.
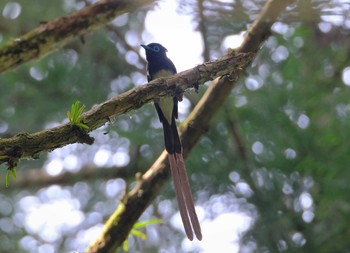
86, 0, 295, 252
0, 51, 253, 167
0, 0, 154, 73
4, 164, 131, 189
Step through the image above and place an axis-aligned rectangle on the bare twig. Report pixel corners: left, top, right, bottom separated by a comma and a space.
196, 0, 210, 61
4, 164, 131, 189
224, 106, 248, 163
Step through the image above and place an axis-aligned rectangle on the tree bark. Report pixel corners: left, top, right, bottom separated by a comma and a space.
0, 51, 253, 168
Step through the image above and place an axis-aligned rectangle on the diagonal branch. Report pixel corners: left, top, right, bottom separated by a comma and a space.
86, 0, 295, 252
0, 0, 154, 73
0, 51, 253, 167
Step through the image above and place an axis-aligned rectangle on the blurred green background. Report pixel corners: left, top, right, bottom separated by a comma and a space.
0, 0, 350, 252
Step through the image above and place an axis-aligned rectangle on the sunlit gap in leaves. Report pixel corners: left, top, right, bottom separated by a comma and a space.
194, 177, 254, 252
284, 103, 311, 130
249, 131, 315, 226
45, 127, 131, 176
252, 167, 315, 223
143, 0, 202, 71
222, 32, 245, 50
342, 66, 350, 86
17, 186, 84, 242
298, 191, 314, 223
29, 67, 48, 81
63, 0, 85, 12
28, 48, 78, 83
0, 121, 9, 134
160, 191, 254, 253
14, 178, 126, 252
2, 1, 21, 19
108, 71, 146, 98
252, 142, 297, 162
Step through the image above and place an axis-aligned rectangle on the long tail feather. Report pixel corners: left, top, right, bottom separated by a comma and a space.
175, 153, 202, 240
159, 104, 202, 240
168, 154, 194, 240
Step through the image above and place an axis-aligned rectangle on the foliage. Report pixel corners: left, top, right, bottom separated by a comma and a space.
67, 101, 89, 130
122, 219, 162, 251
5, 167, 16, 187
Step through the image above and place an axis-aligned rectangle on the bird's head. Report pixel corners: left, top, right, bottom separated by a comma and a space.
141, 43, 168, 60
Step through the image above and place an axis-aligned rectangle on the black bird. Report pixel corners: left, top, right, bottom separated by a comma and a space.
141, 43, 202, 241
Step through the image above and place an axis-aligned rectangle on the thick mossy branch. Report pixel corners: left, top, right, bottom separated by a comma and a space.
0, 0, 153, 73
0, 51, 254, 166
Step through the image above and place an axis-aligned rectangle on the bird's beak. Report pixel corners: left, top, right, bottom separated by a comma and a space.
141, 44, 151, 50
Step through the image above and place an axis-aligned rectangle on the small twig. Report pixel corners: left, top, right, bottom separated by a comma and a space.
224, 105, 248, 163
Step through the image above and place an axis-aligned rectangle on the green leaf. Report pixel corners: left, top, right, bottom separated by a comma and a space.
5, 167, 16, 187
121, 219, 162, 251
133, 219, 162, 229
5, 170, 10, 188
130, 229, 146, 240
77, 103, 86, 116
67, 100, 89, 130
67, 111, 72, 121
76, 122, 89, 130
122, 238, 129, 251
11, 167, 16, 179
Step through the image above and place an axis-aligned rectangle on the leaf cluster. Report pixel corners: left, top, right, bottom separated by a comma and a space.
67, 101, 89, 130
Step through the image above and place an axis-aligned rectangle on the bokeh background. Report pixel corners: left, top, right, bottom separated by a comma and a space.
1, 0, 350, 252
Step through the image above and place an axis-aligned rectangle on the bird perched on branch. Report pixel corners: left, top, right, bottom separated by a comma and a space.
141, 43, 202, 241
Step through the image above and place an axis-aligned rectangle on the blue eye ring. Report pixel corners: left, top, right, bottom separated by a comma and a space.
153, 46, 160, 52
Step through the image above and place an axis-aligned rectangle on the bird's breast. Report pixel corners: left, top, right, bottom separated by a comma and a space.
159, 96, 174, 124
152, 69, 176, 124
152, 69, 174, 79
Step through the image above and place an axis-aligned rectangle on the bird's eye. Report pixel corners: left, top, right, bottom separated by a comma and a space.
153, 46, 160, 52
